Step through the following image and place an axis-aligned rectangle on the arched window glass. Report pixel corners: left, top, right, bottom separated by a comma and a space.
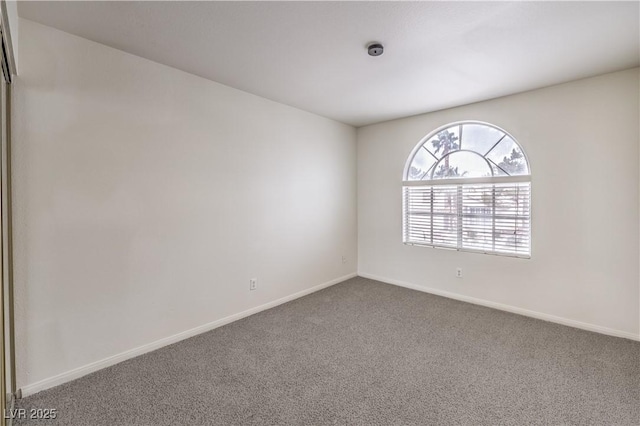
403, 122, 531, 257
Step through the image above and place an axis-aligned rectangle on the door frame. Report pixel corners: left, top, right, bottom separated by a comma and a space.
0, 2, 16, 425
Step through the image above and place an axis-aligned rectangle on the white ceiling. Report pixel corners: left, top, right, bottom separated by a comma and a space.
18, 1, 640, 127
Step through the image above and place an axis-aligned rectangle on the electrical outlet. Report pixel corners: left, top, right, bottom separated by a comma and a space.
456, 268, 463, 278
249, 278, 257, 291
342, 256, 347, 264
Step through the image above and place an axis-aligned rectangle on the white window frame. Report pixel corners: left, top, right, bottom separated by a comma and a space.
402, 121, 532, 259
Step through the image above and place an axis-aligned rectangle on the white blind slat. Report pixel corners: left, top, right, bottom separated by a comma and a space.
403, 182, 531, 257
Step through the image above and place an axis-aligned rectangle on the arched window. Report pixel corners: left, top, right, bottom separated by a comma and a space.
403, 121, 531, 257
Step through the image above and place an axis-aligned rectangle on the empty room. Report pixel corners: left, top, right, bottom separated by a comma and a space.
0, 1, 636, 425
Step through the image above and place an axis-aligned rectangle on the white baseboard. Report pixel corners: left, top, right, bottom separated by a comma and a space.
20, 272, 357, 398
358, 272, 640, 342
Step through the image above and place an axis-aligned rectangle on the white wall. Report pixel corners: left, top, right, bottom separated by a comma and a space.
358, 68, 640, 339
13, 19, 357, 391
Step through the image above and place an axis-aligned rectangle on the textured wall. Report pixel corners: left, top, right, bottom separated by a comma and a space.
13, 19, 357, 389
358, 68, 640, 338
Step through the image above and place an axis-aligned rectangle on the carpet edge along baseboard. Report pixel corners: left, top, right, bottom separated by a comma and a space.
358, 272, 639, 342
20, 272, 358, 398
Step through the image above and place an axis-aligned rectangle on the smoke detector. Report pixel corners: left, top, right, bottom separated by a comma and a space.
367, 43, 384, 57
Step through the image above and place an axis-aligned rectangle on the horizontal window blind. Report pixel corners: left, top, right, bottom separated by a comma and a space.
403, 182, 531, 257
